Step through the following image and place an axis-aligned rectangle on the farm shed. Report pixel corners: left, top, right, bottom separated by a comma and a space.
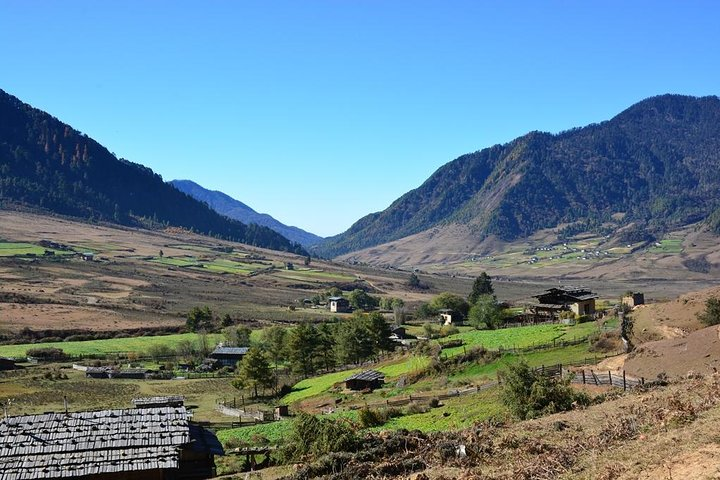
533, 286, 598, 317
345, 370, 385, 391
85, 366, 112, 378
0, 357, 16, 371
0, 405, 223, 480
209, 346, 249, 367
328, 296, 351, 313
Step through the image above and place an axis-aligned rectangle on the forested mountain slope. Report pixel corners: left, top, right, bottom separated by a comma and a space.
0, 89, 306, 254
170, 180, 323, 247
316, 94, 720, 258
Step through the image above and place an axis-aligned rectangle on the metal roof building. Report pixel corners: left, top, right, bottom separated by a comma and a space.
0, 405, 223, 480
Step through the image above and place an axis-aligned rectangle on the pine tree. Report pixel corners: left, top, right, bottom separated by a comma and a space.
468, 272, 494, 304
237, 347, 274, 398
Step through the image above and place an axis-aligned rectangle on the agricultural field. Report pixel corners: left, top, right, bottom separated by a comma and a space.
281, 355, 432, 405
440, 321, 599, 357
0, 365, 240, 422
0, 241, 75, 257
648, 238, 684, 254
0, 332, 225, 358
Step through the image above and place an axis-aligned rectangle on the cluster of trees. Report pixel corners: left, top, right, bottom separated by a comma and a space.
414, 272, 507, 330
0, 90, 306, 255
233, 312, 396, 397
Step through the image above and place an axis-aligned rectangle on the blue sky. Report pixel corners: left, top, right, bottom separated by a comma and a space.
1, 1, 718, 237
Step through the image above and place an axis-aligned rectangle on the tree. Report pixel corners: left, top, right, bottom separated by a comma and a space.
408, 273, 421, 288
430, 292, 470, 319
287, 322, 321, 377
236, 347, 274, 398
304, 255, 311, 266
224, 325, 252, 346
468, 272, 494, 304
699, 297, 720, 326
467, 294, 504, 330
335, 316, 375, 365
316, 322, 337, 371
366, 312, 396, 353
348, 289, 378, 311
221, 313, 233, 327
499, 360, 588, 420
186, 306, 214, 332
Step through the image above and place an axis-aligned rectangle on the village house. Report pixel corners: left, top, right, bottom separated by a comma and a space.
328, 296, 351, 313
438, 309, 464, 326
622, 292, 645, 308
0, 403, 223, 480
532, 286, 598, 318
209, 345, 249, 368
344, 370, 385, 391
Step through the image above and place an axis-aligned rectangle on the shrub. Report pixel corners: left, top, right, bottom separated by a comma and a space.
279, 413, 359, 461
699, 297, 720, 326
439, 325, 459, 337
26, 347, 68, 361
500, 360, 590, 420
358, 407, 402, 428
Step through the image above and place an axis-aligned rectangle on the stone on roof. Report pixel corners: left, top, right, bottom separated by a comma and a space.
0, 405, 222, 480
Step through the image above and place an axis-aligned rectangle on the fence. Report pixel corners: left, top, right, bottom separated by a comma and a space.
343, 359, 642, 413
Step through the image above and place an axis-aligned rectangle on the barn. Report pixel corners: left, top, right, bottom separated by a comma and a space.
0, 404, 223, 479
344, 370, 385, 391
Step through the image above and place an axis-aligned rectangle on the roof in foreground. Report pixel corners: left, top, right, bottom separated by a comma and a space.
345, 369, 385, 382
0, 405, 221, 480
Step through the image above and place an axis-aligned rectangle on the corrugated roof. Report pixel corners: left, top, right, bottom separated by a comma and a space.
211, 346, 249, 356
0, 405, 221, 480
328, 296, 346, 301
345, 370, 385, 382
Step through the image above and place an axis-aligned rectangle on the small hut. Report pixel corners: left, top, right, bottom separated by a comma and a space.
344, 370, 385, 391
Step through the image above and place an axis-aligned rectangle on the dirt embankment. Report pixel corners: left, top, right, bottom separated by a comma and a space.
630, 285, 720, 344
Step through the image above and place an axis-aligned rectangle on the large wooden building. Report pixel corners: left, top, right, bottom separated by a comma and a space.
533, 286, 598, 317
208, 346, 249, 367
0, 404, 223, 480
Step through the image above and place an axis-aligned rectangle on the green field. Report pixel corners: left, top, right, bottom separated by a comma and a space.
149, 256, 269, 275
272, 268, 357, 283
441, 321, 598, 357
378, 387, 505, 432
0, 242, 74, 257
450, 343, 602, 383
648, 238, 683, 254
0, 332, 225, 358
281, 355, 432, 405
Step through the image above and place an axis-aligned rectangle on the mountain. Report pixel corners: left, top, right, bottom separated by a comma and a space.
170, 180, 323, 247
0, 89, 307, 255
316, 94, 720, 259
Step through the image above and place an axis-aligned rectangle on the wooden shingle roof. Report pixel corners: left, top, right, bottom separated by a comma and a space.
0, 405, 219, 480
345, 370, 385, 382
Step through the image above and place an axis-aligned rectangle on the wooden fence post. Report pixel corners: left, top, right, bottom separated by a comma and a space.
622, 370, 626, 390
608, 371, 612, 385
582, 370, 586, 384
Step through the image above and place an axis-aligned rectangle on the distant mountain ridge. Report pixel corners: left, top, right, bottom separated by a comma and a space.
316, 94, 720, 258
170, 180, 323, 247
0, 89, 307, 255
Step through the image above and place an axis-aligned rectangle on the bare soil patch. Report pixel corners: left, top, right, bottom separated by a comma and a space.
625, 324, 720, 380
